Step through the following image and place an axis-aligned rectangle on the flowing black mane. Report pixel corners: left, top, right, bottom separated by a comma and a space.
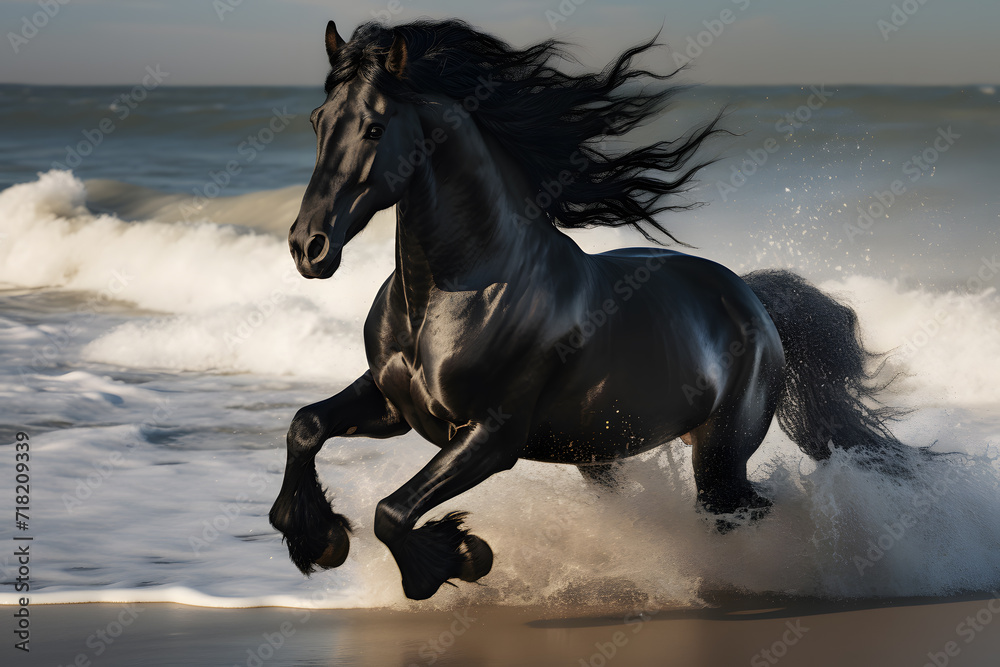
325, 19, 723, 243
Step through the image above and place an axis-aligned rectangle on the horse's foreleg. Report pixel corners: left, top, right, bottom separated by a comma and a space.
374, 422, 521, 600
269, 371, 409, 574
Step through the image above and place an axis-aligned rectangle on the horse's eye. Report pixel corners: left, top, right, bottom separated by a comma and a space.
366, 124, 385, 140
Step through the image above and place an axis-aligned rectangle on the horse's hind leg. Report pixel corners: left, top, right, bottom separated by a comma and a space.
269, 372, 409, 574
687, 380, 781, 526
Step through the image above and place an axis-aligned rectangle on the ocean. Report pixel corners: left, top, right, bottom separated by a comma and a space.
0, 83, 998, 611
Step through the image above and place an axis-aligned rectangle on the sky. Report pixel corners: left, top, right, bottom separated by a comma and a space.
1, 0, 997, 86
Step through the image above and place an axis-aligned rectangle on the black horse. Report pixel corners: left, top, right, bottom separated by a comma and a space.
269, 19, 906, 600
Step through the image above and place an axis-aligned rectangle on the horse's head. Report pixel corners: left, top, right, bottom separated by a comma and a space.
289, 21, 421, 279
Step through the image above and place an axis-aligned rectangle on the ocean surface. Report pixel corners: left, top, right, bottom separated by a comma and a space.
0, 83, 998, 610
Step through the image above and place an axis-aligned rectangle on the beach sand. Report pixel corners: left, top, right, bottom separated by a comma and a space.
9, 592, 1000, 666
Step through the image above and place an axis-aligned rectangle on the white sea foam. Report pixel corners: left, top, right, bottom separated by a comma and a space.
2, 411, 998, 610
1, 171, 998, 609
0, 171, 395, 381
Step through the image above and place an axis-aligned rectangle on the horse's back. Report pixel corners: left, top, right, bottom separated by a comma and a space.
590, 247, 783, 381
590, 247, 773, 329
591, 247, 785, 411
520, 247, 783, 461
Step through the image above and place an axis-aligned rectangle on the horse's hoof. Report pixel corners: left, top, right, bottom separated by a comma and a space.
746, 499, 772, 522
314, 525, 350, 569
700, 488, 772, 533
458, 534, 493, 582
389, 512, 492, 599
714, 517, 738, 534
714, 503, 771, 533
278, 514, 352, 574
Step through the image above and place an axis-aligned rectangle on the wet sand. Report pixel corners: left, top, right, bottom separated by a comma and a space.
8, 592, 1000, 666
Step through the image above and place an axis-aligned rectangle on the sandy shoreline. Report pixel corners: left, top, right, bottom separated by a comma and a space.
6, 592, 1000, 666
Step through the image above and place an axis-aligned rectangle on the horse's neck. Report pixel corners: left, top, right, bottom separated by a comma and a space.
394, 109, 570, 308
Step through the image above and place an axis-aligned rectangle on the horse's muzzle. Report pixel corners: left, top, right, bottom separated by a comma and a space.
289, 229, 341, 279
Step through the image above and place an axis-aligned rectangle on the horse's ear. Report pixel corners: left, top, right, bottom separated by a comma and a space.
325, 20, 345, 63
386, 31, 408, 78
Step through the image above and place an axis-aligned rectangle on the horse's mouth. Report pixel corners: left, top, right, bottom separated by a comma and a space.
297, 250, 342, 279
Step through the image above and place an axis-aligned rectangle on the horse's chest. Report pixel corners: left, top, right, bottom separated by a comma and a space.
369, 315, 494, 443
370, 346, 477, 447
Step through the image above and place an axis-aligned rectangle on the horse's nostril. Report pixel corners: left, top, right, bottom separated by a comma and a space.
306, 234, 328, 262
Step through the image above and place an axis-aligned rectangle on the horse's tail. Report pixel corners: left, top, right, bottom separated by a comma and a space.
741, 269, 910, 470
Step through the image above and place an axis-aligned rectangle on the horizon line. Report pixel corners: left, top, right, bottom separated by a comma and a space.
1, 81, 997, 89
